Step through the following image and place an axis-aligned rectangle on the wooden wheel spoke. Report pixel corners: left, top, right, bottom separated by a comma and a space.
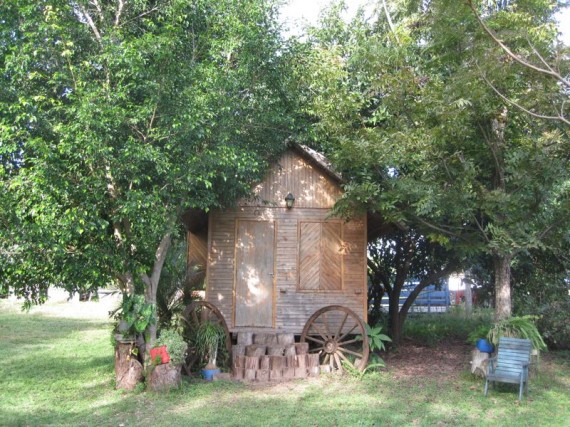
323, 354, 330, 366
337, 346, 364, 359
310, 322, 329, 342
333, 353, 343, 371
335, 312, 349, 339
336, 350, 353, 368
323, 312, 332, 340
337, 323, 358, 342
337, 338, 359, 346
305, 335, 326, 345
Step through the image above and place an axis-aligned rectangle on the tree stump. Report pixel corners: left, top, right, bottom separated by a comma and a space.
147, 364, 181, 392
115, 342, 143, 390
470, 348, 489, 377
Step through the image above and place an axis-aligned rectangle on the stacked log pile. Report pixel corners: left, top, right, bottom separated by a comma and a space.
231, 333, 320, 382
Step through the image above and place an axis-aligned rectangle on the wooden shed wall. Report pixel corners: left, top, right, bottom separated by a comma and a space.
198, 149, 367, 334
206, 207, 367, 333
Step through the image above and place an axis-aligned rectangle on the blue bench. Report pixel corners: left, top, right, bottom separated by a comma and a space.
484, 337, 533, 401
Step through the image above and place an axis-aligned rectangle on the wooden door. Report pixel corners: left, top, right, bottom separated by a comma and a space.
234, 220, 275, 327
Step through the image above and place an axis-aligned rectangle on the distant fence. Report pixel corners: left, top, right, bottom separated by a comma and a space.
379, 282, 451, 314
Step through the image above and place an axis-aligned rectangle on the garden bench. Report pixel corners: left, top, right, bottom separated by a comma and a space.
484, 337, 533, 401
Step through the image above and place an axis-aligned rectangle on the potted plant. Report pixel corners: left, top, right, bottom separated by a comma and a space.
467, 324, 494, 354
147, 328, 188, 392
194, 321, 226, 380
153, 329, 187, 366
487, 315, 547, 352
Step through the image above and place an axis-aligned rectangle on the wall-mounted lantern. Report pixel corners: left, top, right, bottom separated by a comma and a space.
284, 193, 295, 209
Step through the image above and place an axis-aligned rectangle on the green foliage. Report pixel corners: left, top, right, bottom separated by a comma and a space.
0, 0, 297, 309
537, 299, 570, 350
487, 315, 547, 351
155, 328, 188, 366
193, 321, 226, 369
112, 294, 156, 336
404, 309, 493, 347
359, 324, 392, 353
467, 324, 492, 346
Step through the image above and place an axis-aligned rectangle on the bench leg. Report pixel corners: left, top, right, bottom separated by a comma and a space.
484, 379, 489, 396
519, 380, 524, 401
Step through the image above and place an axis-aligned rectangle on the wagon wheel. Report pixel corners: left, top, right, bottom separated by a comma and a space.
182, 301, 232, 374
301, 305, 369, 372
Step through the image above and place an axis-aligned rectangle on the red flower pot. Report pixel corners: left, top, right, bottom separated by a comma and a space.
150, 345, 170, 364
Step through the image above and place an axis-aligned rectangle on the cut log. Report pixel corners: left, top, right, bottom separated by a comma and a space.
284, 344, 297, 357
245, 356, 260, 370
294, 367, 307, 379
245, 345, 267, 357
470, 348, 489, 377
232, 344, 246, 360
237, 332, 253, 346
244, 369, 256, 381
115, 342, 143, 390
260, 356, 270, 370
269, 369, 282, 381
253, 333, 269, 344
296, 354, 307, 369
256, 369, 269, 382
307, 354, 320, 368
232, 366, 244, 380
270, 356, 286, 370
282, 367, 295, 379
286, 355, 297, 368
267, 345, 285, 356
277, 333, 295, 345
294, 342, 309, 355
147, 364, 181, 392
308, 366, 320, 377
234, 355, 246, 369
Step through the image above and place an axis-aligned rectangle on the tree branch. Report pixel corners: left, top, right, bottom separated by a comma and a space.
77, 3, 102, 42
467, 0, 570, 89
479, 72, 570, 126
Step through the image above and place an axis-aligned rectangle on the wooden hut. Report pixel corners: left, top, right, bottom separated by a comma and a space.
185, 143, 367, 335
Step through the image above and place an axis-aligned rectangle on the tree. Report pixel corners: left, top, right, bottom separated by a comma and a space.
367, 227, 460, 343
0, 0, 297, 345
295, 0, 570, 324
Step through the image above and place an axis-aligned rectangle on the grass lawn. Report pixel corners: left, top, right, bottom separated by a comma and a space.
1, 295, 569, 427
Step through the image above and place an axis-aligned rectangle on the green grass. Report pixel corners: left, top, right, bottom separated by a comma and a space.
1, 298, 569, 427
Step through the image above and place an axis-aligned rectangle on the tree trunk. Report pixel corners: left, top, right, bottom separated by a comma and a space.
388, 309, 403, 345
494, 254, 512, 321
463, 278, 473, 317
142, 233, 172, 351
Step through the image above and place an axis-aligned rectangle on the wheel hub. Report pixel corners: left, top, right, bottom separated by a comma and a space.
324, 340, 338, 354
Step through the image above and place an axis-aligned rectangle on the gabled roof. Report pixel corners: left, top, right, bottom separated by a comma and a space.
287, 140, 343, 184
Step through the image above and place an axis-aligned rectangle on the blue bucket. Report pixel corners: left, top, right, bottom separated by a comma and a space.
201, 368, 220, 381
476, 338, 494, 354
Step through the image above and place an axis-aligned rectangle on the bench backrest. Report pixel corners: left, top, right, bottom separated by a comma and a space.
496, 337, 532, 375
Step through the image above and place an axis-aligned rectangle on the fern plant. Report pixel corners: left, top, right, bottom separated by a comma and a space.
487, 316, 547, 351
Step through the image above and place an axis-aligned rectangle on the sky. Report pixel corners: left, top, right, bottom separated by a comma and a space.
279, 0, 570, 45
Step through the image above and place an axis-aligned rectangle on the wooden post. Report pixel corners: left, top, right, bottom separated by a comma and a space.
284, 344, 296, 357
294, 342, 309, 355
267, 345, 285, 356
307, 354, 320, 377
277, 334, 295, 345
260, 356, 271, 370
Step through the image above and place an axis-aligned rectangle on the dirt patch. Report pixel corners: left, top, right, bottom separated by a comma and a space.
383, 339, 473, 380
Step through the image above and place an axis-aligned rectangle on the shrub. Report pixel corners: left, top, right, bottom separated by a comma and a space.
537, 300, 570, 350
155, 328, 188, 365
